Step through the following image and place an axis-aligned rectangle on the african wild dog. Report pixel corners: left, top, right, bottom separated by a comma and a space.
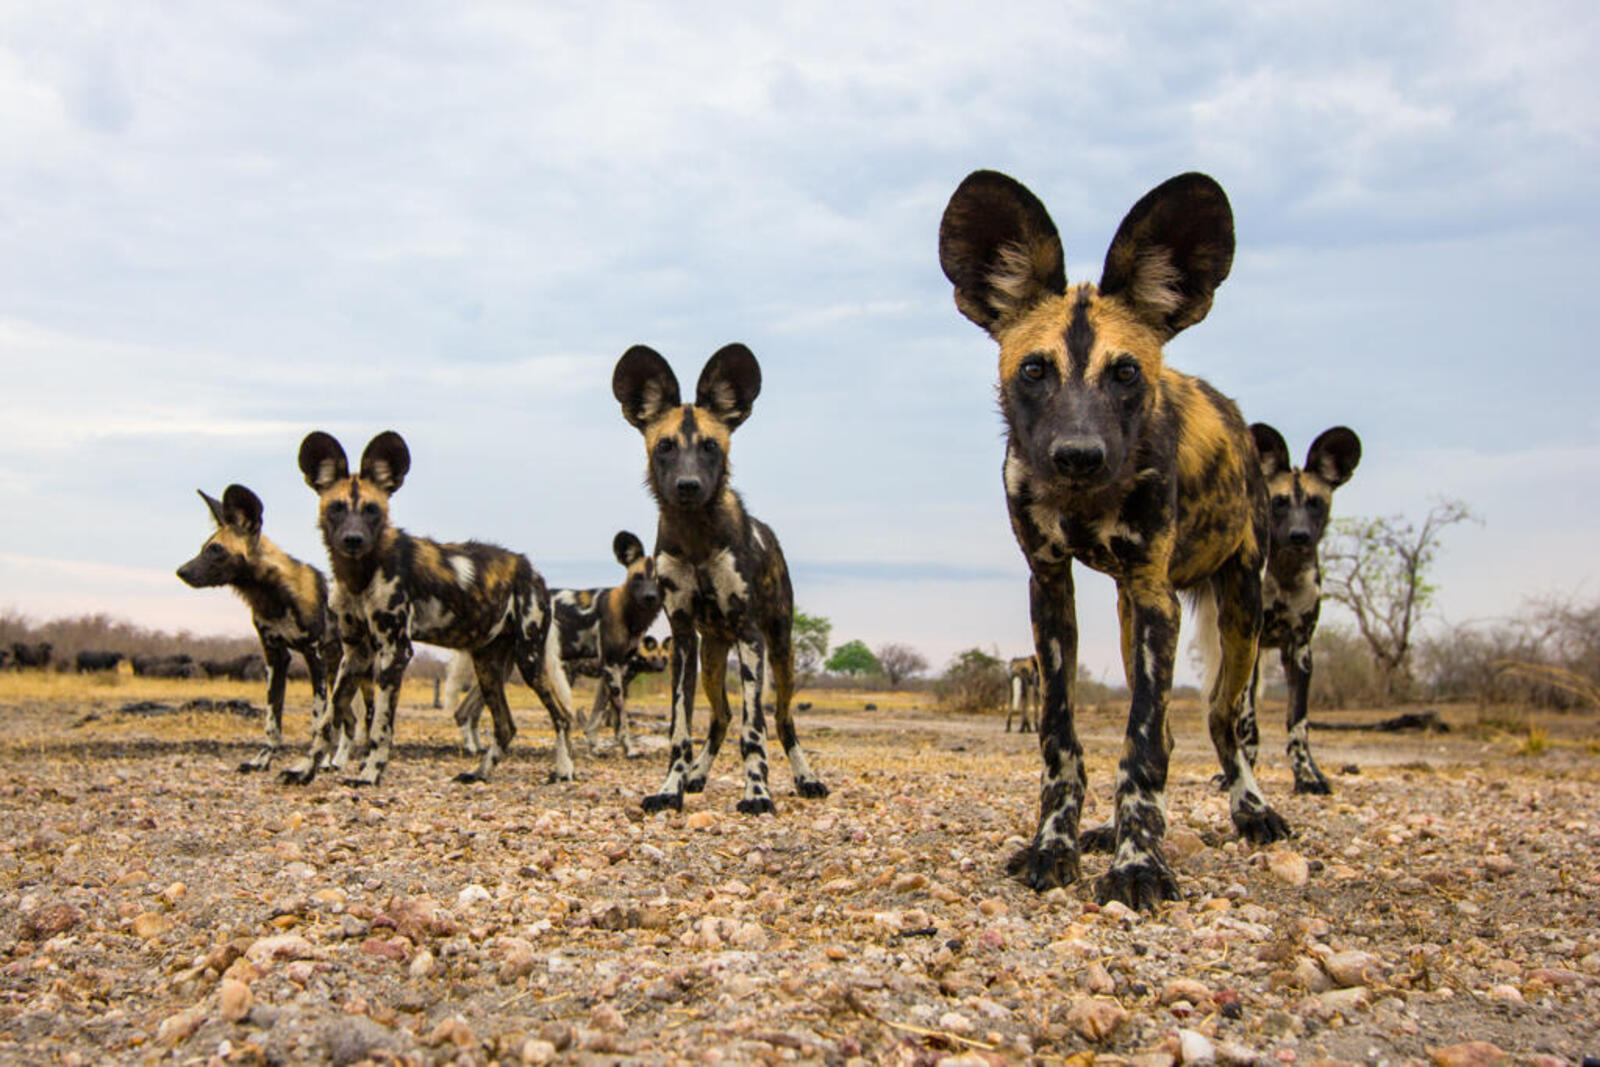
282, 430, 577, 787
613, 344, 829, 813
1237, 424, 1361, 795
452, 530, 663, 759
1006, 654, 1040, 733
939, 169, 1288, 909
177, 485, 350, 772
76, 650, 127, 673
589, 633, 672, 731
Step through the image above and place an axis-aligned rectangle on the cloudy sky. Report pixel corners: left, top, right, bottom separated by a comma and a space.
2, 2, 1596, 683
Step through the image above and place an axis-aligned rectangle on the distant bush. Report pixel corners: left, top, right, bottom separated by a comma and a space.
935, 648, 1008, 715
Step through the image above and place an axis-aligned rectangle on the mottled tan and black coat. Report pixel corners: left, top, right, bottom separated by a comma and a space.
613, 344, 829, 814
177, 484, 348, 773
1241, 423, 1361, 795
281, 431, 577, 788
940, 169, 1289, 909
1006, 654, 1041, 733
452, 530, 662, 759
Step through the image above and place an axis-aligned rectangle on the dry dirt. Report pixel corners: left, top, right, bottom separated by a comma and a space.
1, 672, 1598, 1066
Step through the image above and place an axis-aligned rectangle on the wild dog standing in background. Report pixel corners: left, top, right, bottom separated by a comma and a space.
940, 169, 1288, 909
1240, 424, 1361, 795
452, 530, 662, 759
588, 634, 672, 736
281, 431, 577, 787
177, 485, 349, 772
613, 344, 829, 814
1006, 654, 1040, 733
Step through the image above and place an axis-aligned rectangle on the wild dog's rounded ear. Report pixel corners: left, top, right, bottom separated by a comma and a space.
359, 431, 410, 494
696, 344, 761, 430
197, 489, 228, 527
221, 484, 264, 535
1251, 423, 1292, 480
1305, 427, 1361, 488
613, 345, 682, 430
612, 531, 645, 566
1099, 172, 1234, 340
298, 432, 349, 492
939, 170, 1066, 337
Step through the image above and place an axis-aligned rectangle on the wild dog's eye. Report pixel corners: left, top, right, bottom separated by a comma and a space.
655, 438, 676, 455
1019, 355, 1048, 382
206, 543, 226, 557
327, 501, 347, 517
361, 503, 381, 519
1112, 360, 1141, 385
700, 439, 719, 456
1271, 496, 1291, 512
1306, 498, 1326, 513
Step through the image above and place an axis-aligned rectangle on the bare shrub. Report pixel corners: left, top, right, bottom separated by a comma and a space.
1306, 623, 1387, 710
935, 648, 1008, 715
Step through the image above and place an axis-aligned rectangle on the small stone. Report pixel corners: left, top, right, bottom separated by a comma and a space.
497, 937, 539, 983
1165, 830, 1206, 862
1083, 961, 1116, 994
1428, 1042, 1511, 1067
1321, 950, 1383, 988
1293, 958, 1331, 992
21, 904, 85, 941
938, 1011, 973, 1034
521, 1038, 558, 1065
457, 884, 492, 909
1179, 1028, 1216, 1064
1486, 984, 1523, 1002
158, 882, 187, 905
360, 937, 410, 961
687, 811, 716, 830
245, 934, 316, 965
1312, 986, 1371, 1018
1266, 850, 1309, 887
132, 912, 173, 939
824, 944, 849, 961
408, 948, 435, 978
1065, 998, 1128, 1042
427, 1016, 475, 1049
156, 1008, 203, 1045
1161, 978, 1215, 1010
590, 1002, 627, 1032
219, 978, 253, 1022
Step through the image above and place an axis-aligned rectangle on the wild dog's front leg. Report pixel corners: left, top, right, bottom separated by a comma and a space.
1007, 565, 1088, 891
241, 640, 290, 773
732, 632, 775, 815
1282, 642, 1330, 794
768, 621, 827, 798
521, 622, 577, 783
453, 685, 485, 757
644, 617, 698, 812
600, 664, 640, 759
1093, 575, 1182, 910
347, 622, 410, 787
685, 634, 731, 794
1209, 563, 1292, 845
280, 641, 368, 785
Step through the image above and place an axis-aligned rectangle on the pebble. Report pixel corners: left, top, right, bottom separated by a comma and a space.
1083, 961, 1116, 994
218, 977, 252, 1022
408, 948, 435, 978
1486, 983, 1523, 1002
1311, 986, 1371, 1018
686, 811, 716, 830
132, 912, 173, 939
1161, 978, 1214, 1009
1266, 850, 1309, 887
1179, 1028, 1216, 1064
937, 1011, 973, 1034
155, 1008, 202, 1045
1293, 958, 1331, 993
1428, 1042, 1511, 1067
245, 934, 315, 965
1065, 998, 1128, 1042
21, 903, 84, 940
521, 1038, 558, 1064
1165, 829, 1206, 862
427, 1016, 475, 1049
457, 884, 492, 909
1321, 950, 1383, 988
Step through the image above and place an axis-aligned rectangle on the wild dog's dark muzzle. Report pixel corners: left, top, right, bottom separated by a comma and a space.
1051, 437, 1107, 479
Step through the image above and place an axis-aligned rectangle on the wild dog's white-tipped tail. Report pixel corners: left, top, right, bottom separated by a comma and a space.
1190, 586, 1222, 706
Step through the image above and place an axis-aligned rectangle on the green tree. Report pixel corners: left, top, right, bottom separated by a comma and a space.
792, 610, 832, 683
825, 639, 880, 676
1321, 497, 1477, 703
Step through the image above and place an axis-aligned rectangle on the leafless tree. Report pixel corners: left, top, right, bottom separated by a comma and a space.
875, 643, 928, 689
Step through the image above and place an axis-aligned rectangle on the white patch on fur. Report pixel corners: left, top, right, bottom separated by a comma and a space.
705, 548, 748, 612
656, 552, 697, 616
449, 555, 475, 588
1190, 586, 1222, 707
1130, 248, 1183, 316
316, 458, 342, 488
986, 239, 1044, 318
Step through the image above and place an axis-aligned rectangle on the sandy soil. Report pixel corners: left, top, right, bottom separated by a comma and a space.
1, 673, 1597, 1065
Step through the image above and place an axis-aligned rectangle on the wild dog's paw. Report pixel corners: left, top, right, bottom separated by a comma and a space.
641, 791, 683, 813
1078, 821, 1116, 854
1094, 858, 1181, 911
1234, 805, 1293, 844
795, 778, 830, 799
736, 796, 776, 816
1292, 774, 1332, 796
453, 770, 488, 784
1006, 842, 1081, 891
546, 768, 575, 784
683, 775, 708, 794
1208, 772, 1230, 792
277, 762, 317, 786
238, 748, 275, 773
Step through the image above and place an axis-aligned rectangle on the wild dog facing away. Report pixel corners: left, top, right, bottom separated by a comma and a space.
451, 530, 663, 759
176, 485, 351, 773
1240, 423, 1361, 795
1006, 654, 1040, 733
280, 431, 577, 788
939, 169, 1287, 909
612, 343, 829, 814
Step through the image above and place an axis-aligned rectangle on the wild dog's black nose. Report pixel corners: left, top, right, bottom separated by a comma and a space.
675, 477, 702, 500
1289, 529, 1313, 547
1051, 439, 1106, 478
340, 532, 366, 554
641, 588, 661, 606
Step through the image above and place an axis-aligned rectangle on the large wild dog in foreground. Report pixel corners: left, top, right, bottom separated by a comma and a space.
177, 485, 348, 772
451, 530, 663, 758
282, 431, 577, 787
613, 344, 829, 813
939, 170, 1288, 908
1241, 424, 1361, 795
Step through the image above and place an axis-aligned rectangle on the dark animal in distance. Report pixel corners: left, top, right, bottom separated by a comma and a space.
613, 343, 829, 813
200, 653, 268, 682
131, 652, 202, 679
282, 430, 577, 787
75, 650, 127, 673
1006, 654, 1040, 733
10, 642, 53, 670
940, 168, 1287, 909
177, 485, 352, 773
452, 531, 663, 759
1238, 423, 1361, 795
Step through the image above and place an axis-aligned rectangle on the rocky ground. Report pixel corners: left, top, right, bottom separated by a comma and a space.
1, 675, 1598, 1065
